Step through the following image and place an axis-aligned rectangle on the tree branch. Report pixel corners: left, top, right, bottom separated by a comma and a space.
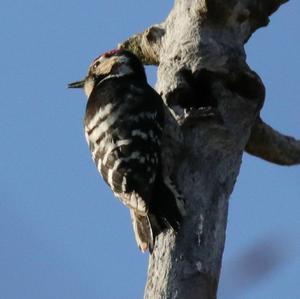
246, 118, 300, 165
119, 1, 290, 65
118, 25, 164, 65
246, 0, 289, 40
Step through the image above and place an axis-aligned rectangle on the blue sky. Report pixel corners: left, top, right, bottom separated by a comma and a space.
0, 1, 299, 298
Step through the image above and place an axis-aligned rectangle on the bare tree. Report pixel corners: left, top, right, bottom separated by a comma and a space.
118, 0, 298, 298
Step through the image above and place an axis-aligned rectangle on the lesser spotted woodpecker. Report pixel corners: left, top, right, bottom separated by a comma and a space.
69, 49, 184, 252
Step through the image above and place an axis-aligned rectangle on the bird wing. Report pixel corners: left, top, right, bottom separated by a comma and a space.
84, 78, 164, 214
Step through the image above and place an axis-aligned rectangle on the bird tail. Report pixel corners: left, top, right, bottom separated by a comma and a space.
130, 210, 153, 253
130, 174, 185, 253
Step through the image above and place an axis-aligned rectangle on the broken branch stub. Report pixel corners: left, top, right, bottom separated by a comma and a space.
246, 118, 300, 166
119, 25, 164, 65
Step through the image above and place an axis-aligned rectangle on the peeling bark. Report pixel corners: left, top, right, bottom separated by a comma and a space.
119, 0, 294, 298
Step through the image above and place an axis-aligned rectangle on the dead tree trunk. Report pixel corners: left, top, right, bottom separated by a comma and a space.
119, 0, 298, 298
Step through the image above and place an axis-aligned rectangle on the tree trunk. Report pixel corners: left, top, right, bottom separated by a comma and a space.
119, 0, 298, 298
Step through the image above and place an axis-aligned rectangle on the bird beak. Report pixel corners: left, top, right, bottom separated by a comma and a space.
68, 80, 85, 88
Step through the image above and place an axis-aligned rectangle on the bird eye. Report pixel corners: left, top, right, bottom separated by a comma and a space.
93, 61, 100, 69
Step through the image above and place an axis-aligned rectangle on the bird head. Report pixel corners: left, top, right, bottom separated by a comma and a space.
68, 49, 146, 97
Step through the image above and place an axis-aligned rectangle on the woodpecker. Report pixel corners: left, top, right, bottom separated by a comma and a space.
68, 49, 184, 252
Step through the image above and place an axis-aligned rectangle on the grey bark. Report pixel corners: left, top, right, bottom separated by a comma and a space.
246, 117, 300, 165
119, 0, 296, 298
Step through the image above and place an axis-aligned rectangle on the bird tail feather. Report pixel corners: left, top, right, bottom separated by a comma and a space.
130, 174, 185, 253
130, 210, 153, 252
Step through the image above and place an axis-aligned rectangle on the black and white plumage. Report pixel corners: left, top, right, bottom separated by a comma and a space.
69, 49, 184, 252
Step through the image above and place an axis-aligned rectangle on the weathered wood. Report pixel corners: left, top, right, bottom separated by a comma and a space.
119, 0, 292, 298
246, 118, 300, 166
